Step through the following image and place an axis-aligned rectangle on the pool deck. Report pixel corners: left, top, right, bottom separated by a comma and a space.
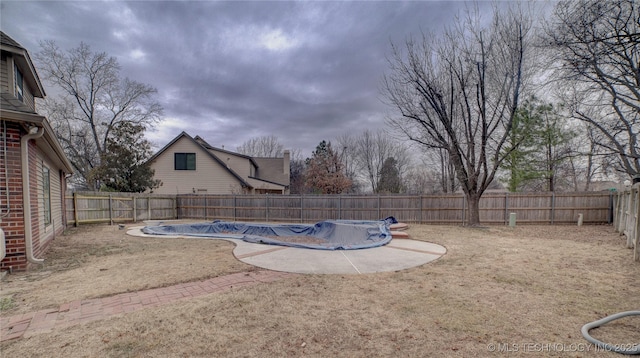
126, 225, 447, 275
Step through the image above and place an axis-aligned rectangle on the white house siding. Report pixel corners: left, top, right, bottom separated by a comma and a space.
209, 149, 253, 179
36, 152, 62, 244
0, 54, 36, 112
150, 136, 242, 194
22, 79, 35, 111
0, 53, 8, 93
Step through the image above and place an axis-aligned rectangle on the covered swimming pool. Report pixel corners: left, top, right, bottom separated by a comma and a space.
141, 217, 397, 250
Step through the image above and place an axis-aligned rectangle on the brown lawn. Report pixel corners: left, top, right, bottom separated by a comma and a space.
1, 222, 639, 357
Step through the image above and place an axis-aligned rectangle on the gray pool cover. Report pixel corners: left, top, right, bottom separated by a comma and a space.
141, 217, 397, 250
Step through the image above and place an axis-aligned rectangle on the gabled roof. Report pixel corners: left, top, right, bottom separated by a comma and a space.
0, 32, 73, 173
253, 157, 289, 186
148, 132, 250, 188
194, 135, 259, 168
0, 31, 45, 98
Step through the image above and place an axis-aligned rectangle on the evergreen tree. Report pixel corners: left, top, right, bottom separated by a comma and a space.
378, 157, 403, 193
89, 122, 161, 192
502, 99, 544, 192
502, 98, 576, 192
532, 102, 575, 192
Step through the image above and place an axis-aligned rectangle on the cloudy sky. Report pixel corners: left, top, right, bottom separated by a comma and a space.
2, 0, 532, 156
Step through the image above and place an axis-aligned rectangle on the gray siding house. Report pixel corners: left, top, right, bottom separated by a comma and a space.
148, 132, 290, 195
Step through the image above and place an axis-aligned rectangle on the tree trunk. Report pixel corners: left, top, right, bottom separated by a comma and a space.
466, 193, 481, 227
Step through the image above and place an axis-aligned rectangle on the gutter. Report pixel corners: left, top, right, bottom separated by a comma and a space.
1, 120, 8, 263
21, 126, 44, 264
0, 225, 5, 263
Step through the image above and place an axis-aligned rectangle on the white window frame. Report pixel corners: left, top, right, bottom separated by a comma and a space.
14, 63, 24, 102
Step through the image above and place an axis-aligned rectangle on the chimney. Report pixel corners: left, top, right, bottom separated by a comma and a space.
283, 150, 290, 175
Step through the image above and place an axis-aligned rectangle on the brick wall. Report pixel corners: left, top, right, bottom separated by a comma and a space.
1, 123, 67, 271
1, 122, 27, 271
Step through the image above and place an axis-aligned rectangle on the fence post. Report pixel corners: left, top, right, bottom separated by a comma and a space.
377, 195, 381, 219
614, 192, 622, 231
147, 196, 151, 220
608, 191, 614, 224
73, 192, 79, 227
551, 192, 556, 225
174, 196, 178, 220
233, 195, 237, 221
338, 195, 342, 220
109, 194, 113, 225
133, 196, 137, 223
204, 195, 208, 220
504, 193, 509, 226
300, 195, 304, 223
265, 194, 269, 221
420, 195, 424, 224
462, 195, 466, 225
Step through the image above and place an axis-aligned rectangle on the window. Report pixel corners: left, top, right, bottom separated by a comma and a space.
175, 153, 196, 170
14, 64, 24, 102
43, 166, 51, 226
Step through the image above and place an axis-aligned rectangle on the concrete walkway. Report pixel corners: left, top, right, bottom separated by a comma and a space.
128, 226, 447, 274
233, 238, 446, 274
0, 270, 292, 342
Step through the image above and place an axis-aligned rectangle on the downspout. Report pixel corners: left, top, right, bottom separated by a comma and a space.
1, 120, 8, 263
0, 226, 5, 263
21, 127, 45, 264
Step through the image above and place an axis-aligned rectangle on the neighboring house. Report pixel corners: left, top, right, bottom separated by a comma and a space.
148, 132, 290, 195
0, 32, 74, 272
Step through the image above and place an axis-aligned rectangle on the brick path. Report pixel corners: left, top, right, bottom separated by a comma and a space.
0, 270, 293, 342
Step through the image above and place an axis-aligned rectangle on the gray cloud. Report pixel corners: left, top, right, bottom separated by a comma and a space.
2, 0, 504, 156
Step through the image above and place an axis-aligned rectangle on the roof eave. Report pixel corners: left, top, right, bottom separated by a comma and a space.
1, 109, 74, 173
1, 44, 46, 98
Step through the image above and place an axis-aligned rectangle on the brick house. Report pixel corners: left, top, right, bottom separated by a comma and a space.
1, 32, 74, 272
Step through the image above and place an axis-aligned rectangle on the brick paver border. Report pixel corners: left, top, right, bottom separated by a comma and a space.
0, 270, 293, 342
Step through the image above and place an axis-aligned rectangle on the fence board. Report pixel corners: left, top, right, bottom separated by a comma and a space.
66, 191, 176, 225
66, 191, 613, 227
613, 184, 640, 262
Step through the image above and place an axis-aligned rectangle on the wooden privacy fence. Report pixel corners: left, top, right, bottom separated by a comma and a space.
613, 184, 640, 262
176, 192, 613, 225
65, 192, 177, 226
66, 191, 612, 226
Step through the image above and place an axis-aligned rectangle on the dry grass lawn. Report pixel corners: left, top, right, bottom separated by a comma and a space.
1, 222, 639, 357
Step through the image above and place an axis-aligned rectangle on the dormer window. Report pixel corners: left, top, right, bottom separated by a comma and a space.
14, 63, 24, 102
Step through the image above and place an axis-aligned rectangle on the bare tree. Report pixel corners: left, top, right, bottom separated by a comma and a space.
545, 0, 639, 179
334, 133, 362, 193
288, 148, 307, 194
236, 135, 284, 157
420, 148, 458, 193
404, 166, 440, 194
348, 129, 410, 193
36, 41, 162, 189
383, 6, 531, 225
